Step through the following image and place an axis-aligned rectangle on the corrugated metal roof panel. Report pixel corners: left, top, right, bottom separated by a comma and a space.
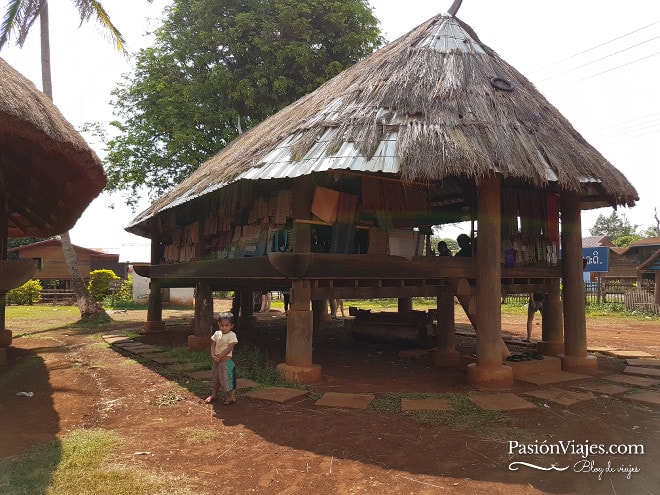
418, 17, 486, 54
235, 130, 400, 181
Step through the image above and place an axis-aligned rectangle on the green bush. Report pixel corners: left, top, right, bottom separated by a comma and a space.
88, 269, 120, 302
7, 279, 42, 305
116, 274, 133, 302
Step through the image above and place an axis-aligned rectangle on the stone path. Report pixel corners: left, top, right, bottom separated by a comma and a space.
102, 334, 659, 413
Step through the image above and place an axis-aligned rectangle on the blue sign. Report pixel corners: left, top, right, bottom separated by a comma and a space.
582, 247, 609, 272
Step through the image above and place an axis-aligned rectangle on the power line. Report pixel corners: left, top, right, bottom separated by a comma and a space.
529, 21, 659, 74
591, 111, 660, 133
538, 35, 660, 82
591, 117, 660, 139
574, 50, 660, 83
596, 127, 660, 146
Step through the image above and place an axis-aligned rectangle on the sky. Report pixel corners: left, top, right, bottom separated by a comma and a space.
1, 0, 659, 261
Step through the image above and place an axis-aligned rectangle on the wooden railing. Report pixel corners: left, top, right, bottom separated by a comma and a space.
40, 289, 75, 303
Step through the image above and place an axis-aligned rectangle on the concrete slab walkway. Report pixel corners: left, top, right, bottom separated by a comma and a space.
469, 393, 536, 411
523, 388, 596, 406
603, 374, 659, 388
400, 398, 454, 412
315, 392, 375, 410
245, 387, 309, 404
515, 371, 591, 385
623, 366, 660, 378
624, 391, 660, 407
570, 381, 628, 395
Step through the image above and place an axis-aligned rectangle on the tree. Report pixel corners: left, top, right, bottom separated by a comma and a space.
0, 0, 149, 322
104, 0, 383, 205
589, 210, 639, 244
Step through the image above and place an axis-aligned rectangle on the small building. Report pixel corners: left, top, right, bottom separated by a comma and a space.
8, 238, 124, 289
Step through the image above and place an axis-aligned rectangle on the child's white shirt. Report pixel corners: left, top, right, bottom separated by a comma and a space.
210, 330, 238, 357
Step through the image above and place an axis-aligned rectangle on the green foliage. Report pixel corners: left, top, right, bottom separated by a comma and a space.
612, 234, 642, 247
589, 210, 639, 243
6, 279, 42, 305
116, 275, 133, 302
6, 237, 45, 249
87, 270, 120, 302
104, 0, 383, 205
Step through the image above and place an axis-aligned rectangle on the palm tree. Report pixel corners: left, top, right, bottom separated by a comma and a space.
0, 0, 150, 321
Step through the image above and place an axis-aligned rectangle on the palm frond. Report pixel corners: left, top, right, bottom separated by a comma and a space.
74, 0, 126, 52
0, 0, 41, 49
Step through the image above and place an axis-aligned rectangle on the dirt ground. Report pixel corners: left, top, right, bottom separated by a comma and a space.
1, 302, 658, 495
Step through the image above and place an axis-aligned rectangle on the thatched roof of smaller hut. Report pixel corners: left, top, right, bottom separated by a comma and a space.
0, 57, 107, 238
128, 11, 638, 237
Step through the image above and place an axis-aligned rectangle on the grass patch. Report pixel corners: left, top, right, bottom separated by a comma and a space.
370, 392, 530, 441
234, 344, 286, 386
176, 427, 221, 446
164, 346, 209, 365
0, 429, 199, 495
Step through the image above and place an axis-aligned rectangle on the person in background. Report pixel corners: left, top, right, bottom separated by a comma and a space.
525, 293, 544, 342
206, 312, 238, 405
282, 289, 290, 315
455, 234, 472, 257
259, 290, 271, 313
437, 241, 452, 256
330, 299, 345, 318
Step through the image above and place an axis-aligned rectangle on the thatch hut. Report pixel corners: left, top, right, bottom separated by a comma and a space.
0, 57, 107, 338
127, 8, 637, 388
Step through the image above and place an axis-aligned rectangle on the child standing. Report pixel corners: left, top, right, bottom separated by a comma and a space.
206, 312, 238, 405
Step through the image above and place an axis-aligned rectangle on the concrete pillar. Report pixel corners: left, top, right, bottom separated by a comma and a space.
537, 278, 564, 356
433, 291, 460, 367
559, 192, 598, 374
467, 175, 513, 388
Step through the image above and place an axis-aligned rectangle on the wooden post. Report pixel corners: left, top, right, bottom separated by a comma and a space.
467, 175, 513, 388
433, 291, 460, 367
278, 279, 321, 382
655, 272, 660, 306
144, 220, 165, 333
277, 177, 320, 383
397, 298, 413, 314
537, 278, 564, 356
560, 192, 598, 374
188, 280, 213, 350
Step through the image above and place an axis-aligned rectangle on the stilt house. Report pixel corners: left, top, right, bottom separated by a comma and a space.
127, 6, 638, 388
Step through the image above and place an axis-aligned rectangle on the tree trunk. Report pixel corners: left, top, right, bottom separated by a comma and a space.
39, 3, 109, 323
60, 232, 110, 322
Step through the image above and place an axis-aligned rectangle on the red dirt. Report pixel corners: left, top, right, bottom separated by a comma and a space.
1, 303, 658, 494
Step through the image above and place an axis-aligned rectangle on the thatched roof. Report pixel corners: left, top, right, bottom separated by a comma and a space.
128, 12, 638, 236
0, 57, 107, 238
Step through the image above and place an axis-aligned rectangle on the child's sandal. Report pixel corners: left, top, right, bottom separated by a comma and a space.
223, 398, 236, 405
204, 396, 216, 404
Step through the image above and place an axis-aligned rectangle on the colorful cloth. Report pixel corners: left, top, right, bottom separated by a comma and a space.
212, 359, 237, 392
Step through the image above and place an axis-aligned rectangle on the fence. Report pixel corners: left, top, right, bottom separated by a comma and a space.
504, 277, 657, 311
40, 289, 75, 304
